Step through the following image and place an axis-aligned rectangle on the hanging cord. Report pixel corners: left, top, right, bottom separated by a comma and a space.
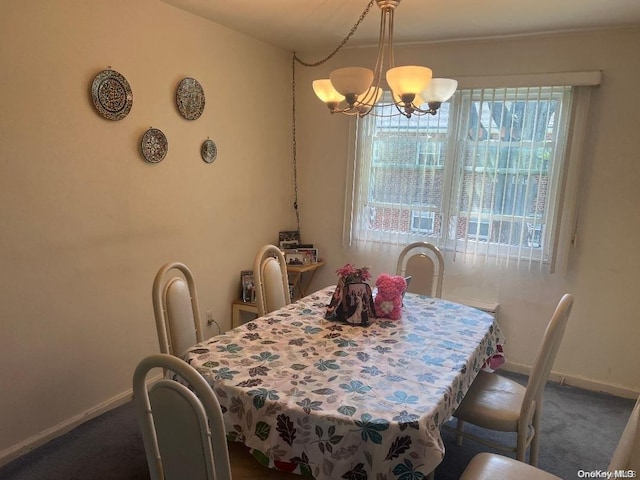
290, 0, 375, 235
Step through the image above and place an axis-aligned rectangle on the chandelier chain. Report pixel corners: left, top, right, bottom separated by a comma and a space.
293, 0, 375, 68
291, 54, 300, 233
291, 0, 376, 235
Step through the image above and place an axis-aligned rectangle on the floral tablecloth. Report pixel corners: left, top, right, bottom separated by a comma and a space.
182, 287, 504, 480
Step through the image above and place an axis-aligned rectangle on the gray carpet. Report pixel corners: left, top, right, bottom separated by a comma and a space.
0, 372, 635, 480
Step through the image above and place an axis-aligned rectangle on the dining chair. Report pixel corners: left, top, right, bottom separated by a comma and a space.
133, 354, 309, 480
152, 262, 203, 356
133, 353, 233, 480
450, 293, 574, 466
459, 394, 640, 479
396, 241, 445, 298
253, 244, 291, 317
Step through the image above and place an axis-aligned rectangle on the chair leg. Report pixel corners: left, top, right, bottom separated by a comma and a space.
455, 418, 465, 446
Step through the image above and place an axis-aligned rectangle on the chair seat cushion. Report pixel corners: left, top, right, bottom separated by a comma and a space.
455, 371, 527, 431
460, 453, 562, 480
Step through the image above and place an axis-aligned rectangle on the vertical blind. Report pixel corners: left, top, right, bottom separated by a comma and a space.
346, 83, 585, 269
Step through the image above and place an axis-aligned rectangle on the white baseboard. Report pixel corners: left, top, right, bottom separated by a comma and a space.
504, 361, 640, 399
0, 373, 162, 468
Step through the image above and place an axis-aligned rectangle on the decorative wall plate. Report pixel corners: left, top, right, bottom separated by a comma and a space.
91, 69, 133, 121
141, 128, 168, 163
176, 77, 205, 120
201, 139, 217, 164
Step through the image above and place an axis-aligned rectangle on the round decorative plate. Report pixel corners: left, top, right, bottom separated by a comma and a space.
91, 69, 133, 121
201, 139, 217, 164
141, 128, 168, 163
176, 77, 205, 120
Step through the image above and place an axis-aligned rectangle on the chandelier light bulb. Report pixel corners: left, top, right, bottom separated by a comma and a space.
329, 67, 374, 98
421, 78, 458, 103
312, 79, 345, 104
386, 66, 433, 98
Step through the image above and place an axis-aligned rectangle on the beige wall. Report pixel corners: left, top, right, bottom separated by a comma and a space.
0, 0, 293, 458
295, 29, 640, 395
2, 0, 640, 464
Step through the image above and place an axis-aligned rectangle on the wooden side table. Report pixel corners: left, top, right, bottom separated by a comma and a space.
231, 299, 258, 329
287, 261, 324, 301
231, 262, 325, 328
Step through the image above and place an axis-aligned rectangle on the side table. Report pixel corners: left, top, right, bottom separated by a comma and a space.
231, 299, 258, 329
231, 262, 325, 329
286, 261, 324, 301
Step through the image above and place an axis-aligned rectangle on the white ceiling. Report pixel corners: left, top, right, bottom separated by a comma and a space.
161, 0, 640, 51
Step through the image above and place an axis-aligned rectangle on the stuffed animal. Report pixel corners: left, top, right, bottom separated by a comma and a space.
374, 273, 407, 320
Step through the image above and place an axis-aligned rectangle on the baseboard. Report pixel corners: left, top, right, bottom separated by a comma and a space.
0, 372, 162, 468
504, 361, 640, 399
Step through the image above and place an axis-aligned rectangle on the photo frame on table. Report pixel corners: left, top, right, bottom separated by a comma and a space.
279, 230, 300, 249
285, 252, 305, 266
240, 270, 255, 303
296, 247, 318, 264
280, 240, 299, 250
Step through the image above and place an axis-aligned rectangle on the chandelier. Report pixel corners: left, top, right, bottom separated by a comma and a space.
312, 0, 457, 118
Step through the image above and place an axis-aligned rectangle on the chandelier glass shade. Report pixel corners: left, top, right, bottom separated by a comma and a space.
312, 0, 457, 118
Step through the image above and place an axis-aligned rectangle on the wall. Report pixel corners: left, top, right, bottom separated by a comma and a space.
0, 0, 293, 460
295, 28, 640, 396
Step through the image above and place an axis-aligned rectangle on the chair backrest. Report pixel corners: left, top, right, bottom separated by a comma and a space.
132, 354, 232, 480
253, 244, 291, 317
152, 262, 203, 356
608, 395, 640, 471
520, 294, 574, 427
396, 242, 445, 298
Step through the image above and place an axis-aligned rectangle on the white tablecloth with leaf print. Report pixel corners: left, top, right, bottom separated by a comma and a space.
182, 287, 504, 480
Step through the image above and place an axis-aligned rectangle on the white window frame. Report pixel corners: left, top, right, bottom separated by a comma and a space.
410, 210, 436, 234
344, 72, 601, 272
416, 140, 444, 166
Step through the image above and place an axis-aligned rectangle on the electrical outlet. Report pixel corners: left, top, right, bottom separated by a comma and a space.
206, 310, 215, 326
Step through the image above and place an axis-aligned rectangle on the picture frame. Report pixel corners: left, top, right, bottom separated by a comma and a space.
285, 252, 306, 266
279, 230, 300, 249
296, 247, 318, 264
280, 240, 299, 250
240, 270, 256, 303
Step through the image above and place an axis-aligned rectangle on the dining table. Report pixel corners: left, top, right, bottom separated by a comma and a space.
181, 286, 505, 480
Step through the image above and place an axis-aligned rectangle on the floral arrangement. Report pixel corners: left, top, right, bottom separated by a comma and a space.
335, 263, 371, 284
374, 273, 407, 320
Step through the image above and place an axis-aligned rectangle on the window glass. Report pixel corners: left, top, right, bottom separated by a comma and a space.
352, 86, 572, 263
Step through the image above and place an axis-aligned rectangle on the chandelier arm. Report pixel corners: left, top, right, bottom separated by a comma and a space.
412, 104, 439, 115
373, 7, 388, 84
391, 99, 411, 118
293, 0, 375, 68
387, 7, 395, 70
356, 5, 389, 108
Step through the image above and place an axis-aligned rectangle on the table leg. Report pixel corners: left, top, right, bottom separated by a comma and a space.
297, 268, 319, 298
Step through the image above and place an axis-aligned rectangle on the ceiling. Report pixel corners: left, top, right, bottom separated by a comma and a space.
161, 0, 640, 52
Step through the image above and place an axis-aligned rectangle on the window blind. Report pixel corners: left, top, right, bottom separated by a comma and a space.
345, 74, 598, 271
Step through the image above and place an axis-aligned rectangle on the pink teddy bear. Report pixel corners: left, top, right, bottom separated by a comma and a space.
374, 273, 407, 320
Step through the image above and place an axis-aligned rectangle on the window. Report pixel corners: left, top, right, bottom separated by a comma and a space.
410, 210, 435, 234
417, 140, 445, 166
348, 83, 590, 267
467, 218, 490, 242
